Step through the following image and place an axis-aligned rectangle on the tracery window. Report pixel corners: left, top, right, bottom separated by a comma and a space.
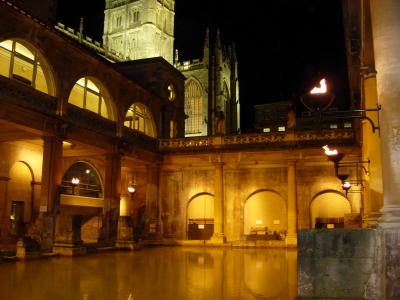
0, 39, 51, 94
130, 9, 140, 24
68, 77, 111, 119
185, 80, 203, 135
124, 103, 156, 137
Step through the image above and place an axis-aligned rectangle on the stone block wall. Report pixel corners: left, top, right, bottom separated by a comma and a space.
297, 229, 384, 300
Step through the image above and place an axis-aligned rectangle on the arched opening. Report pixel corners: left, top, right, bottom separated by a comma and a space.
8, 161, 34, 236
244, 190, 287, 240
187, 193, 214, 240
61, 161, 103, 198
184, 79, 203, 135
0, 39, 55, 95
68, 76, 113, 120
124, 102, 156, 137
310, 191, 351, 228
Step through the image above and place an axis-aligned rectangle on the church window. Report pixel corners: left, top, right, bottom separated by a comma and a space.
130, 9, 140, 24
124, 103, 156, 137
0, 39, 52, 95
68, 77, 111, 120
115, 15, 123, 28
185, 80, 203, 134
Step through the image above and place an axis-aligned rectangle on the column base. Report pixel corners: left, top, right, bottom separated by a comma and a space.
208, 234, 226, 244
285, 234, 297, 247
115, 240, 138, 250
53, 242, 86, 256
363, 211, 382, 228
378, 204, 400, 229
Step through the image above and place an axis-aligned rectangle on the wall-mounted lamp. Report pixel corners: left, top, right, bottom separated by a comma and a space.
323, 145, 370, 195
301, 78, 381, 134
71, 177, 80, 194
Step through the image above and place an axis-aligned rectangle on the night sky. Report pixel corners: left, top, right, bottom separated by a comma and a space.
57, 0, 349, 132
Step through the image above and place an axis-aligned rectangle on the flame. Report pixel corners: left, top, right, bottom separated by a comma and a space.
342, 181, 351, 189
322, 145, 338, 156
310, 78, 327, 94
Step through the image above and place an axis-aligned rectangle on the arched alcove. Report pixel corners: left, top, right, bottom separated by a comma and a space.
310, 191, 351, 228
8, 161, 34, 235
61, 161, 103, 198
187, 193, 214, 240
244, 190, 287, 238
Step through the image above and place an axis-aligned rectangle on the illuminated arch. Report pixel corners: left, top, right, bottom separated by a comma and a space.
244, 190, 287, 235
184, 78, 203, 135
8, 161, 34, 229
124, 102, 156, 137
61, 161, 103, 198
0, 39, 55, 95
68, 76, 114, 120
310, 190, 351, 228
186, 193, 214, 240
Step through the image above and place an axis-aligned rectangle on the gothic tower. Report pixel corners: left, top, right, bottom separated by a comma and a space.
103, 0, 175, 64
175, 29, 240, 136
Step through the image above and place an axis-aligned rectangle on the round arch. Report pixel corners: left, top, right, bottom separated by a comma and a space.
186, 193, 214, 240
67, 75, 116, 121
8, 161, 34, 235
124, 102, 157, 137
61, 161, 103, 198
0, 38, 56, 96
244, 189, 287, 236
310, 190, 351, 228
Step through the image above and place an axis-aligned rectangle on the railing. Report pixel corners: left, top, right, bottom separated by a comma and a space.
159, 128, 355, 153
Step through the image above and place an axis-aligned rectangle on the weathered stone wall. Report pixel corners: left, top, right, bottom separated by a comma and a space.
297, 229, 384, 300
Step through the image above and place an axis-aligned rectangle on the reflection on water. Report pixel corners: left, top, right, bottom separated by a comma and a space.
0, 247, 297, 300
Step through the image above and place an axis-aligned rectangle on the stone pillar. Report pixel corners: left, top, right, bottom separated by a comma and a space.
211, 162, 225, 243
370, 0, 400, 227
101, 153, 121, 245
145, 164, 161, 238
0, 176, 10, 241
286, 161, 297, 247
370, 1, 400, 299
40, 136, 63, 214
362, 71, 383, 227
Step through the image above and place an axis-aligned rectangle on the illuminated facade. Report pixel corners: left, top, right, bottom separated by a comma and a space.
0, 0, 387, 260
175, 30, 240, 136
103, 0, 175, 64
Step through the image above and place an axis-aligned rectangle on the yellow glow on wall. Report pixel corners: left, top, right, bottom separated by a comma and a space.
8, 162, 33, 222
244, 251, 287, 297
310, 192, 351, 228
244, 191, 287, 235
187, 194, 214, 220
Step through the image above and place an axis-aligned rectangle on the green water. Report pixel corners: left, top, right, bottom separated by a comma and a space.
0, 247, 297, 300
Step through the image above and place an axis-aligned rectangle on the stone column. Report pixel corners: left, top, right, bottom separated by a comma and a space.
40, 136, 63, 214
145, 164, 161, 238
286, 161, 297, 247
362, 70, 383, 227
101, 153, 121, 244
0, 176, 10, 240
370, 1, 400, 298
211, 162, 225, 243
370, 0, 400, 227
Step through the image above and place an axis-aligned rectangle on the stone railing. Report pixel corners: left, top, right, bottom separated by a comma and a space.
159, 129, 355, 153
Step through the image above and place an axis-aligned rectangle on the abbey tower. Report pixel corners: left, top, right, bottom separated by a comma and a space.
103, 0, 240, 136
103, 0, 175, 64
